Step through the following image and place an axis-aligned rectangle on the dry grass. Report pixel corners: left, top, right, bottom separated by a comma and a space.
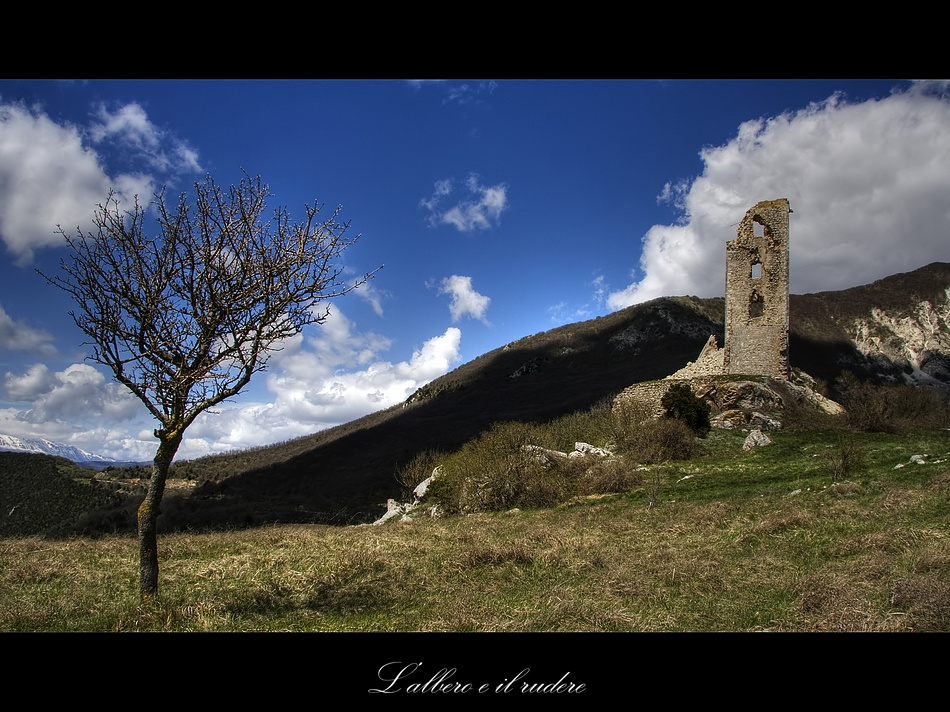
2, 428, 948, 632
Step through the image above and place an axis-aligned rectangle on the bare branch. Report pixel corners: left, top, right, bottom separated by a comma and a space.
39, 172, 380, 598
41, 173, 378, 433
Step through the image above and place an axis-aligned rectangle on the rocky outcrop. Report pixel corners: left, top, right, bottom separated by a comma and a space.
851, 289, 950, 386
613, 372, 842, 431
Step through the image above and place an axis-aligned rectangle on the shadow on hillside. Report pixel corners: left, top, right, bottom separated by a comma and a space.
158, 300, 726, 531
65, 264, 950, 534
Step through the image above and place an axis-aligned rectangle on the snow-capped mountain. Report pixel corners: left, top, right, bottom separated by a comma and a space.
0, 433, 115, 464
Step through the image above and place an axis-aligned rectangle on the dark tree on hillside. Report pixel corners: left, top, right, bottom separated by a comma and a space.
661, 382, 711, 438
42, 172, 379, 600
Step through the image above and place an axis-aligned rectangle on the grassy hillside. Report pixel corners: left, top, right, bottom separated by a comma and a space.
2, 427, 947, 631
6, 262, 948, 534
145, 295, 729, 529
158, 261, 950, 527
0, 453, 125, 537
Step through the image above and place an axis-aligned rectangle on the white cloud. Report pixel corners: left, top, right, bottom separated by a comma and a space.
180, 311, 462, 457
353, 278, 386, 317
0, 100, 201, 265
549, 274, 609, 325
3, 362, 141, 424
439, 275, 491, 323
608, 82, 950, 309
0, 310, 462, 461
0, 304, 57, 355
0, 357, 159, 460
89, 102, 201, 173
443, 81, 498, 105
407, 80, 498, 105
0, 103, 113, 265
420, 173, 509, 231
0, 407, 158, 462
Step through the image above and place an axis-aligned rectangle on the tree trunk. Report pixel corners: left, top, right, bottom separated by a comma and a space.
138, 429, 183, 601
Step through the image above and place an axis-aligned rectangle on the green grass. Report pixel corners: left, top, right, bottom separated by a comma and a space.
2, 428, 948, 631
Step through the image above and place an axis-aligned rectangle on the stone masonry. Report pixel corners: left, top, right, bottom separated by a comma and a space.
723, 199, 791, 378
613, 199, 796, 422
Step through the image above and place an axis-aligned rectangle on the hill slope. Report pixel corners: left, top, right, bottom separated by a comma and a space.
16, 262, 950, 534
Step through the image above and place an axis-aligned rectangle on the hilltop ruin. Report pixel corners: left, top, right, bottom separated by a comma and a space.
668, 198, 791, 380
723, 198, 791, 377
614, 198, 842, 425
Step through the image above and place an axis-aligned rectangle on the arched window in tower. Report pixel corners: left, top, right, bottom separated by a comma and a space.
751, 261, 763, 279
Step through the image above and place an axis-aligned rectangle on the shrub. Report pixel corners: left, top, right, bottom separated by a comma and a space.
394, 449, 444, 499
661, 383, 711, 437
541, 397, 616, 452
836, 372, 950, 433
610, 396, 657, 451
823, 434, 865, 483
421, 402, 640, 515
425, 421, 572, 514
576, 458, 644, 496
627, 417, 705, 464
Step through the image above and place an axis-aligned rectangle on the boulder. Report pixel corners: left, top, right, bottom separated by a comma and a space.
749, 412, 783, 431
743, 429, 772, 450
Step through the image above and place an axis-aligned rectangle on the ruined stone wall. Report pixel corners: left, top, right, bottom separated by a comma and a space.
668, 335, 725, 379
723, 199, 791, 377
612, 377, 720, 422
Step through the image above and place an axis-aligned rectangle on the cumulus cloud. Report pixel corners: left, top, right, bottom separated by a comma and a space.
0, 359, 157, 460
0, 100, 201, 265
182, 311, 462, 456
0, 310, 462, 461
438, 275, 491, 323
89, 102, 201, 174
0, 305, 57, 355
608, 82, 950, 309
0, 407, 157, 462
420, 173, 509, 231
0, 103, 112, 264
3, 362, 141, 424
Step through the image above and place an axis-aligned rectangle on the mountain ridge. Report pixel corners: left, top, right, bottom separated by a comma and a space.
0, 433, 114, 466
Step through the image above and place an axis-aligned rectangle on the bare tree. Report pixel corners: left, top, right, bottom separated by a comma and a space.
42, 172, 379, 600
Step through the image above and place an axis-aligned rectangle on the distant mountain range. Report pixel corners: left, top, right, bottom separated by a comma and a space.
0, 434, 115, 467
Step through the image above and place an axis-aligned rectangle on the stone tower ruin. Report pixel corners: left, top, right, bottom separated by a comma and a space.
722, 198, 791, 378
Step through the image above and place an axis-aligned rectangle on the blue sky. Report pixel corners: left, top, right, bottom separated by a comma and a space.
1, 79, 949, 461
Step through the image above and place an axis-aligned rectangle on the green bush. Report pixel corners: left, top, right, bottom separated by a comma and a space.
425, 421, 568, 514
540, 397, 616, 453
661, 383, 711, 437
421, 402, 652, 516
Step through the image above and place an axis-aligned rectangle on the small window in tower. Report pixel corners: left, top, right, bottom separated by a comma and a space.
751, 262, 763, 279
753, 219, 765, 237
